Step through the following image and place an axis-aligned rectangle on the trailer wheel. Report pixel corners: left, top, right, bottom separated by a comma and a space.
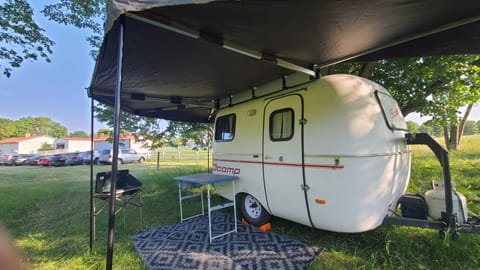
240, 194, 271, 226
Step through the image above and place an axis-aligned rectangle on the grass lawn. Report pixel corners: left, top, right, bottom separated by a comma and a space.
0, 136, 479, 269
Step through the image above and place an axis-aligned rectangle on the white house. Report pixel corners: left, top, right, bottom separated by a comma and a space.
54, 137, 92, 152
0, 133, 55, 155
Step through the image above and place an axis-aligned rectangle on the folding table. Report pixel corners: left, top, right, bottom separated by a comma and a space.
174, 173, 239, 243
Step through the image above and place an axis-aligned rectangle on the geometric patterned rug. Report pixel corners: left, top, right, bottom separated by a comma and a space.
130, 212, 323, 270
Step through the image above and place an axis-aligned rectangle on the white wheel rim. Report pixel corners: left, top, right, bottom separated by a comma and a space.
244, 195, 262, 219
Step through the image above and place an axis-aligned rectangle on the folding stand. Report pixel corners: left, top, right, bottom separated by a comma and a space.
91, 170, 143, 242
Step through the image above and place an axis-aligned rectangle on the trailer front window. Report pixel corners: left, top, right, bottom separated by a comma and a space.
270, 108, 294, 141
215, 114, 236, 141
375, 91, 408, 131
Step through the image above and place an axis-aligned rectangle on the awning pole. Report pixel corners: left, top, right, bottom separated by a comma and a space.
89, 96, 94, 251
106, 16, 125, 270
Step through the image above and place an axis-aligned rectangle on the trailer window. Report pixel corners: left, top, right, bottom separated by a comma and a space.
375, 91, 408, 131
215, 114, 236, 141
270, 109, 294, 141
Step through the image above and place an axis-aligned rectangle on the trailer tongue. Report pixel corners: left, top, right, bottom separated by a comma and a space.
384, 133, 480, 239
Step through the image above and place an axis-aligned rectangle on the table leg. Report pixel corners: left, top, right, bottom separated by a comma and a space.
207, 184, 212, 243
178, 182, 184, 222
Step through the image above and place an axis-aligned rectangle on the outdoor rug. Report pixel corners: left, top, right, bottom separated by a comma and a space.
130, 212, 323, 270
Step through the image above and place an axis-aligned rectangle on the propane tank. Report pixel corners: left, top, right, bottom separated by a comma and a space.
424, 180, 468, 224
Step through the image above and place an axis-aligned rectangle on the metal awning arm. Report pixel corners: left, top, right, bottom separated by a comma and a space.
126, 13, 316, 77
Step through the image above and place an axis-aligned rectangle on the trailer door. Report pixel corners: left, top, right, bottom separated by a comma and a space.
263, 94, 310, 226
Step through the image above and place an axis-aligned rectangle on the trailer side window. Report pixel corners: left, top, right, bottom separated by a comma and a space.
215, 114, 236, 141
375, 91, 408, 131
270, 109, 294, 141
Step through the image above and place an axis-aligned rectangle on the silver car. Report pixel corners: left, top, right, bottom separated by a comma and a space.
98, 149, 145, 164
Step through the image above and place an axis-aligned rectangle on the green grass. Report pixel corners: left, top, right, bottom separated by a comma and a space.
0, 136, 479, 269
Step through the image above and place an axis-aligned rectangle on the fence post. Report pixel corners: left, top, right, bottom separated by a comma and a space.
157, 152, 160, 170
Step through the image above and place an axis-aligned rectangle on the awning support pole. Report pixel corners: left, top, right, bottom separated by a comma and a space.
106, 15, 125, 270
89, 96, 94, 251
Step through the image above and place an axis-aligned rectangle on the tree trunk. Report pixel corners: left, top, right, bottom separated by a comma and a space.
358, 62, 377, 79
443, 126, 450, 150
457, 103, 473, 147
449, 125, 459, 150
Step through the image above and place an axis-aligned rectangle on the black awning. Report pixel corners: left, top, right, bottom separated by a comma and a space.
89, 0, 480, 122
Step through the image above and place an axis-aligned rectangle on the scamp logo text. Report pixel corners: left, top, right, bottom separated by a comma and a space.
212, 164, 240, 176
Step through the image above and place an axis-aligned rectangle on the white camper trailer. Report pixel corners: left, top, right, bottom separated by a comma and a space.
212, 73, 411, 233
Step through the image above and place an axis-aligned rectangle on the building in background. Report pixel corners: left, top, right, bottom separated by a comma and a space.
0, 132, 55, 155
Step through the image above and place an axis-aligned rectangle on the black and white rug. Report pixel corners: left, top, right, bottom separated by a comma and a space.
130, 212, 322, 270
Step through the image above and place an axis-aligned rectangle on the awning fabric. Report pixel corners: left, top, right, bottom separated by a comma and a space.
89, 0, 480, 122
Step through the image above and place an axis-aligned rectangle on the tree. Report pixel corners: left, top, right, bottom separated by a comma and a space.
41, 0, 105, 58
1, 0, 104, 77
0, 0, 54, 77
0, 118, 17, 139
418, 124, 433, 135
407, 121, 419, 133
38, 142, 54, 151
423, 121, 444, 137
462, 120, 479, 135
165, 122, 213, 149
15, 116, 67, 138
94, 103, 167, 149
69, 130, 89, 138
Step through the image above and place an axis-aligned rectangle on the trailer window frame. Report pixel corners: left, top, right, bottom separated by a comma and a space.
269, 108, 294, 142
375, 90, 409, 131
214, 113, 236, 142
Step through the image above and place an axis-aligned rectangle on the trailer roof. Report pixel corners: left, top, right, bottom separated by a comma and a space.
88, 0, 480, 122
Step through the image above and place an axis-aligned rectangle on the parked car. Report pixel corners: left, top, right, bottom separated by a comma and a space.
50, 154, 68, 167
0, 154, 12, 165
25, 155, 42, 166
65, 152, 84, 166
9, 154, 34, 166
98, 149, 146, 164
81, 150, 101, 165
38, 156, 52, 166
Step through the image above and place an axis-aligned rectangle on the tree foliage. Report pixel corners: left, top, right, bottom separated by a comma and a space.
41, 0, 105, 58
0, 0, 53, 77
94, 103, 167, 149
0, 116, 68, 139
0, 0, 104, 77
0, 118, 17, 139
94, 102, 213, 150
69, 130, 89, 138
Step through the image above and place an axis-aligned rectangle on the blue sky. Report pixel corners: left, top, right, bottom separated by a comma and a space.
0, 2, 479, 134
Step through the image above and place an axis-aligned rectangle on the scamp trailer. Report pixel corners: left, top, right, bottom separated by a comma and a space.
212, 73, 411, 233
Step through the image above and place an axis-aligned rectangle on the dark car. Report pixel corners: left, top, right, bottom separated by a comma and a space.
25, 155, 42, 165
65, 152, 84, 166
50, 154, 67, 167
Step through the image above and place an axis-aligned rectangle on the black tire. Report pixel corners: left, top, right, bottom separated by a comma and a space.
138, 157, 145, 163
240, 194, 271, 226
